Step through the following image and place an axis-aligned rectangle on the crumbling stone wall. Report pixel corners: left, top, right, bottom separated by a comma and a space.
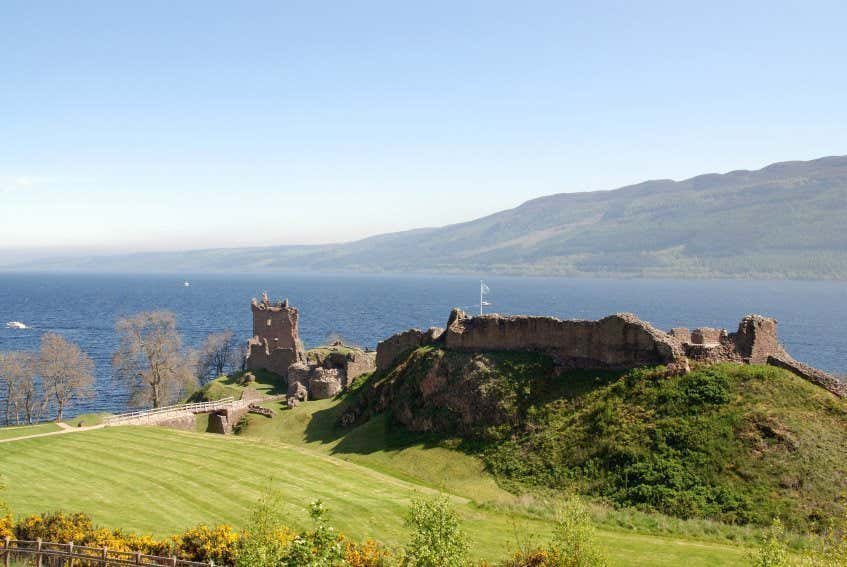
376, 327, 444, 371
285, 344, 377, 406
442, 309, 684, 370
376, 309, 844, 398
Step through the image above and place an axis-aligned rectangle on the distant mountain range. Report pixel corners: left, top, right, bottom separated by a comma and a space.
7, 155, 847, 278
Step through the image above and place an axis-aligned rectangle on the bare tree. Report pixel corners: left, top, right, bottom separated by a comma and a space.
197, 330, 237, 384
0, 351, 37, 425
38, 333, 95, 422
113, 310, 196, 408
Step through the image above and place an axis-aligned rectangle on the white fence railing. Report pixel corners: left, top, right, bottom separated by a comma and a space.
103, 398, 249, 426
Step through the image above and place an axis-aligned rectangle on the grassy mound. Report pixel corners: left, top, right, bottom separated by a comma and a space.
355, 349, 847, 531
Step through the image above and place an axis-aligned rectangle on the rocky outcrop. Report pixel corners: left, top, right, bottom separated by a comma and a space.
375, 327, 444, 371
442, 309, 684, 370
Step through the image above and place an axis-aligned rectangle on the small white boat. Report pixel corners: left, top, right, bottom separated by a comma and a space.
184, 281, 191, 287
6, 321, 27, 330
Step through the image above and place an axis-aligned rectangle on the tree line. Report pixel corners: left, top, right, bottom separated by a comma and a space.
0, 310, 242, 425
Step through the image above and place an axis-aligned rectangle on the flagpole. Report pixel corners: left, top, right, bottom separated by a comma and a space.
480, 280, 483, 315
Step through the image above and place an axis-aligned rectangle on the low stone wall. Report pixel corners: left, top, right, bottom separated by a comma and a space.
155, 414, 196, 431
768, 354, 847, 398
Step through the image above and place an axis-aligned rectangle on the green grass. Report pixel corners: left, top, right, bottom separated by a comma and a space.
0, 422, 61, 440
187, 369, 286, 402
68, 413, 112, 427
2, 426, 755, 565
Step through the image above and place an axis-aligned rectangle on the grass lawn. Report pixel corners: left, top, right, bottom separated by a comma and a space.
0, 422, 61, 441
68, 413, 112, 427
1, 426, 754, 565
187, 369, 286, 402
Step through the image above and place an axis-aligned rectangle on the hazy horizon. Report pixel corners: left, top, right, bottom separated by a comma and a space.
3, 1, 847, 257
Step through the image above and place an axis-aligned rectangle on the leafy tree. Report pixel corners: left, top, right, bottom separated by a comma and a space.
403, 494, 469, 567
113, 311, 196, 408
38, 333, 95, 421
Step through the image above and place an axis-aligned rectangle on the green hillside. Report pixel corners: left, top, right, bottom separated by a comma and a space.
11, 155, 847, 278
350, 349, 847, 532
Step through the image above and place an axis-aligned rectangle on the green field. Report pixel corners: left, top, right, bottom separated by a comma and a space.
0, 422, 61, 441
1, 422, 757, 565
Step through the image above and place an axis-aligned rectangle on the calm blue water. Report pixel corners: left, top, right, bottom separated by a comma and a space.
0, 272, 845, 417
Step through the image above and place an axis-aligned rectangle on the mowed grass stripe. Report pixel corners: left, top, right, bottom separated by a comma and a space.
3, 434, 240, 530
4, 428, 423, 545
101, 427, 450, 505
6, 428, 398, 530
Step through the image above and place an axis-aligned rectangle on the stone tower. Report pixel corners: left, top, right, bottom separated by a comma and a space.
246, 292, 305, 377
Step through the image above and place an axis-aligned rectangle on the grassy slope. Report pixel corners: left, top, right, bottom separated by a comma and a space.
1, 425, 752, 565
474, 362, 847, 531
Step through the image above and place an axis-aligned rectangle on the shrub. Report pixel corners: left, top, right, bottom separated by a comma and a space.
0, 515, 11, 540
345, 539, 393, 567
548, 495, 607, 567
235, 487, 294, 567
168, 524, 240, 565
281, 500, 346, 566
749, 518, 788, 567
797, 508, 847, 566
403, 494, 469, 567
14, 511, 95, 543
502, 548, 557, 566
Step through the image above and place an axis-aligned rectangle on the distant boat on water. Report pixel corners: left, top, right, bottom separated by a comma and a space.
184, 281, 191, 287
6, 321, 27, 329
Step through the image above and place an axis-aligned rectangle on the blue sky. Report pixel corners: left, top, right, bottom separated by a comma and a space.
1, 1, 845, 256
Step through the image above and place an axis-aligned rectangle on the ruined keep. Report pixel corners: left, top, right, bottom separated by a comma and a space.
246, 292, 306, 377
376, 308, 846, 398
245, 292, 376, 406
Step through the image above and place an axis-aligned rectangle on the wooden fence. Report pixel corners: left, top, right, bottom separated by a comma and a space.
1, 537, 219, 566
102, 399, 246, 426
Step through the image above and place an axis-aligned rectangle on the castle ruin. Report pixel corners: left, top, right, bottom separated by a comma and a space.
246, 292, 306, 377
376, 309, 846, 398
246, 292, 376, 405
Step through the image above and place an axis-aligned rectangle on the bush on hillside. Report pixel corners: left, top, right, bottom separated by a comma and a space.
235, 488, 294, 567
403, 494, 469, 567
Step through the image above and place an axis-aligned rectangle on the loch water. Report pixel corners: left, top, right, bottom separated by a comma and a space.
0, 272, 844, 417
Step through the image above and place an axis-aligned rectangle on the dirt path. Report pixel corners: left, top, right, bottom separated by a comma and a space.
0, 423, 104, 444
